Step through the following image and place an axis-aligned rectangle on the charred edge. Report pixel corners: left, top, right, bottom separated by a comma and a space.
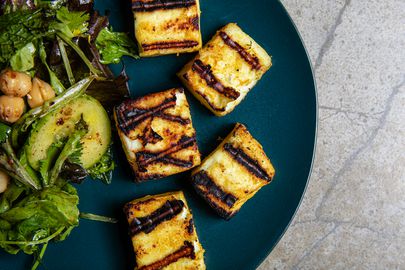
156, 112, 191, 125
192, 60, 240, 100
192, 171, 238, 208
223, 143, 272, 181
142, 40, 199, 51
139, 241, 195, 270
190, 16, 199, 31
219, 31, 261, 71
115, 96, 177, 135
133, 0, 196, 12
134, 173, 166, 182
129, 199, 184, 236
192, 180, 236, 220
136, 135, 196, 169
186, 218, 194, 234
182, 73, 190, 81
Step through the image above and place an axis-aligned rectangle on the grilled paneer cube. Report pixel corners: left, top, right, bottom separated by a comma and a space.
191, 123, 275, 219
114, 88, 201, 182
132, 0, 202, 57
178, 23, 271, 116
124, 191, 206, 270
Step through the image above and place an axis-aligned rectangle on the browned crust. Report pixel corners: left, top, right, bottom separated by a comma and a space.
140, 125, 163, 145
219, 31, 261, 70
129, 199, 185, 236
136, 135, 197, 171
135, 173, 167, 182
138, 241, 195, 270
142, 40, 200, 51
191, 59, 240, 100
192, 171, 238, 207
133, 0, 196, 12
124, 198, 157, 220
156, 112, 190, 125
192, 170, 238, 220
192, 181, 236, 220
223, 143, 272, 182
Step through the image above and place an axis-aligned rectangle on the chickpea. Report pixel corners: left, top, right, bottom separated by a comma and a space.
0, 170, 10, 193
0, 69, 32, 97
0, 95, 25, 123
27, 78, 56, 108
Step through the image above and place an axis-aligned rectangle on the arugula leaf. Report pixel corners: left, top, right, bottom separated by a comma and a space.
87, 146, 114, 184
48, 118, 88, 186
0, 124, 41, 190
38, 140, 64, 186
95, 28, 138, 64
9, 42, 36, 72
0, 183, 79, 255
0, 182, 26, 214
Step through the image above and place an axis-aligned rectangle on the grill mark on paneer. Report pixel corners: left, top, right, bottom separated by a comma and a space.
219, 31, 262, 70
115, 94, 190, 137
192, 170, 238, 207
142, 40, 200, 51
155, 112, 191, 125
182, 73, 227, 112
138, 241, 195, 270
115, 96, 177, 135
140, 125, 163, 145
129, 199, 185, 236
132, 0, 196, 12
192, 59, 240, 100
136, 135, 197, 170
223, 143, 272, 182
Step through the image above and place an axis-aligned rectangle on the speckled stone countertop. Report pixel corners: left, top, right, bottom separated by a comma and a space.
259, 0, 405, 269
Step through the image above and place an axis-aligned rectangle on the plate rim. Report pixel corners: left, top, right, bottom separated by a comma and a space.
252, 0, 319, 268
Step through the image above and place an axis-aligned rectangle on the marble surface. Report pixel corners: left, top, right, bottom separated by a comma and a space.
259, 0, 405, 269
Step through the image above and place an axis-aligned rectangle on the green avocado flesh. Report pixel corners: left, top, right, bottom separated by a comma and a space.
27, 95, 111, 170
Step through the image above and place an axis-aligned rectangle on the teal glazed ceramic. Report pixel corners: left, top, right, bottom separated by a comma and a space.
0, 0, 317, 269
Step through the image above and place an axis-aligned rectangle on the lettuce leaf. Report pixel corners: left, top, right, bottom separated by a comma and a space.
0, 182, 79, 255
95, 27, 138, 64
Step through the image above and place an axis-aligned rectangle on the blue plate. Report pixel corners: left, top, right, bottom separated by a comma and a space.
0, 0, 317, 269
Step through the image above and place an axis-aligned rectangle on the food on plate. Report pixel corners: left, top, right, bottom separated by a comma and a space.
191, 123, 275, 219
27, 77, 56, 108
114, 88, 201, 182
0, 0, 137, 268
178, 23, 271, 116
0, 69, 32, 97
124, 191, 206, 269
26, 94, 111, 170
132, 0, 202, 57
0, 95, 25, 123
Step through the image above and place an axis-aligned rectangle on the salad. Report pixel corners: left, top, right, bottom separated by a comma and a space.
0, 0, 137, 268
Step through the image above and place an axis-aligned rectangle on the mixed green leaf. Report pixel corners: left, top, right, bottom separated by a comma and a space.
0, 0, 133, 267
